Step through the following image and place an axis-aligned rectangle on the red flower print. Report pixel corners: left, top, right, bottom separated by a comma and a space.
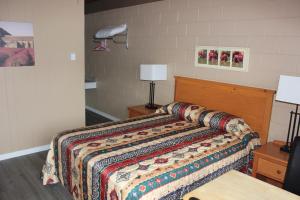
232, 51, 244, 63
220, 51, 230, 62
139, 185, 146, 192
170, 173, 177, 178
208, 50, 218, 61
198, 50, 207, 58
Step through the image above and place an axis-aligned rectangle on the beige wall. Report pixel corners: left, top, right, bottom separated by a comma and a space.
0, 0, 85, 154
85, 0, 300, 141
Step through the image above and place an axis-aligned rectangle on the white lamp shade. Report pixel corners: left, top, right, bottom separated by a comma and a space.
140, 64, 167, 81
276, 75, 300, 105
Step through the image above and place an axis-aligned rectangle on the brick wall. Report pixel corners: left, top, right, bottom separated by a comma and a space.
85, 0, 300, 141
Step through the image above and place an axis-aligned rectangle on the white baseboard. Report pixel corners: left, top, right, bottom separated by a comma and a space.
86, 106, 120, 122
0, 107, 119, 161
0, 144, 50, 161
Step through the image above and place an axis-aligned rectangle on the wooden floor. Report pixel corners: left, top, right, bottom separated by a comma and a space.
0, 111, 112, 200
86, 109, 111, 126
0, 151, 73, 200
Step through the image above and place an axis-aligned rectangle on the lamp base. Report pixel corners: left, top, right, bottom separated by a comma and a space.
145, 104, 159, 110
280, 145, 290, 153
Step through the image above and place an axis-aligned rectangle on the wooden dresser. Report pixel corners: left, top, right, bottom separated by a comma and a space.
127, 105, 159, 118
253, 141, 289, 186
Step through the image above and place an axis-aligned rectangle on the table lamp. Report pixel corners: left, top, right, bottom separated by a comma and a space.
276, 75, 300, 152
140, 64, 167, 109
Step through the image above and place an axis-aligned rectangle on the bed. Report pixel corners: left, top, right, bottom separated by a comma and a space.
42, 76, 275, 200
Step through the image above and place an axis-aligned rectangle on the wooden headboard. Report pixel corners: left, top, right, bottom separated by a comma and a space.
174, 76, 275, 144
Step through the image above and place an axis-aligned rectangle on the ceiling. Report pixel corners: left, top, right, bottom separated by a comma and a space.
85, 0, 163, 14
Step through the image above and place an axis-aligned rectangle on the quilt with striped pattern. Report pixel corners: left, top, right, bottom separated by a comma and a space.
42, 113, 260, 200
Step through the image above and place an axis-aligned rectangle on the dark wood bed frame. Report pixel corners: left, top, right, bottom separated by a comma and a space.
174, 76, 275, 144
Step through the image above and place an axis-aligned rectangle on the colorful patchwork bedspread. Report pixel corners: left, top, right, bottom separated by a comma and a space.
42, 113, 260, 200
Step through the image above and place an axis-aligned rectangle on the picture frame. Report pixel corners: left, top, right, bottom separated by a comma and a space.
194, 46, 249, 72
0, 21, 35, 67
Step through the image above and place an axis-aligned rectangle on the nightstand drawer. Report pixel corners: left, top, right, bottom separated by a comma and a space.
257, 158, 286, 182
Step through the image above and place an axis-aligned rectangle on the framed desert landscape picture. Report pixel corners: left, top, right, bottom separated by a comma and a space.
0, 21, 35, 67
195, 46, 249, 72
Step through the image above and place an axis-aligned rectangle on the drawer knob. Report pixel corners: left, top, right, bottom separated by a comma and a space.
276, 170, 281, 175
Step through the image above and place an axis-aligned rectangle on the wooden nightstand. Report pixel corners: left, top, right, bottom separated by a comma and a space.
127, 105, 160, 118
252, 141, 289, 187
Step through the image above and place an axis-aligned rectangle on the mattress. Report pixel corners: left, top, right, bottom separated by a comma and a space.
42, 113, 260, 200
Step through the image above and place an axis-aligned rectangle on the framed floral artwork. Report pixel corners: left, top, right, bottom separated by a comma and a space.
195, 46, 249, 72
220, 50, 230, 67
208, 49, 218, 65
197, 49, 207, 64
